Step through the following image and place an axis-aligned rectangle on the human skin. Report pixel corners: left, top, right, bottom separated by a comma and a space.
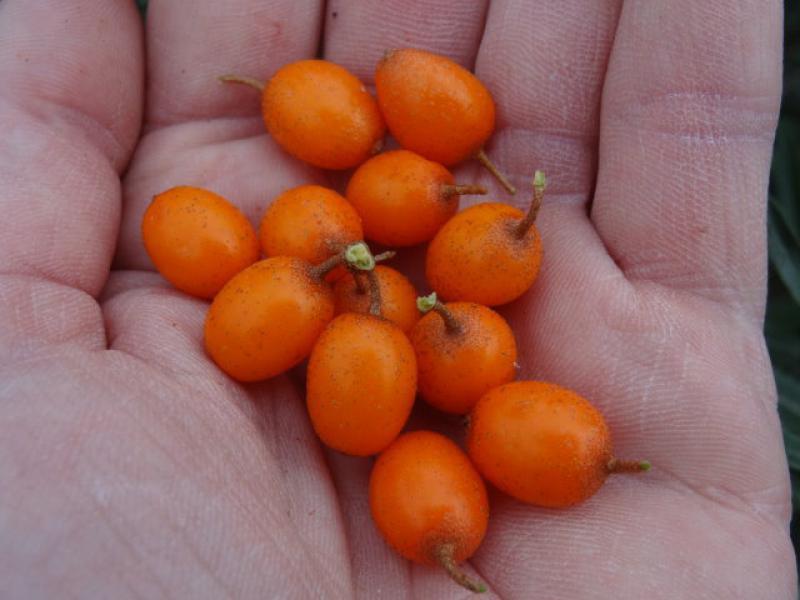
0, 0, 795, 598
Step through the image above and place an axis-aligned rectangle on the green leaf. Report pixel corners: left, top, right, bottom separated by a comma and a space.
768, 202, 800, 305
767, 333, 800, 376
136, 0, 147, 16
776, 369, 800, 471
766, 278, 800, 339
770, 118, 800, 245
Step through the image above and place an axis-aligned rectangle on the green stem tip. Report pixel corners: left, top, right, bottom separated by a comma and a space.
607, 458, 652, 474
533, 169, 546, 192
514, 169, 547, 238
416, 292, 462, 334
417, 292, 438, 313
344, 242, 375, 271
435, 543, 487, 594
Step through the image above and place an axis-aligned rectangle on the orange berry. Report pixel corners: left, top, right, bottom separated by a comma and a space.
203, 243, 379, 382
467, 381, 650, 508
259, 185, 363, 278
142, 186, 259, 299
204, 256, 335, 382
375, 48, 515, 194
369, 430, 489, 594
221, 60, 385, 169
426, 171, 546, 306
306, 312, 416, 456
333, 265, 419, 333
411, 294, 517, 414
346, 150, 485, 246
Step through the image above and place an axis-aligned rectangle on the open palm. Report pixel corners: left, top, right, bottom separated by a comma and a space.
1, 0, 795, 597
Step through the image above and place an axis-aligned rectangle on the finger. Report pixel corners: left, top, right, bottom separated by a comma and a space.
475, 0, 622, 198
322, 1, 488, 83
146, 0, 324, 127
0, 0, 143, 296
591, 0, 782, 315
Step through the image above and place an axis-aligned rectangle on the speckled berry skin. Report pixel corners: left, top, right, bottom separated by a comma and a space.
306, 313, 417, 456
263, 60, 385, 170
425, 202, 542, 306
369, 431, 489, 565
204, 256, 334, 382
142, 186, 259, 299
467, 381, 613, 507
375, 49, 495, 166
259, 185, 363, 265
411, 302, 517, 414
333, 266, 420, 333
346, 150, 460, 246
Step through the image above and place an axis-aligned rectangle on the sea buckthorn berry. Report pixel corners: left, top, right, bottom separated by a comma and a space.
425, 171, 547, 306
467, 381, 651, 508
346, 150, 485, 246
142, 186, 259, 299
411, 293, 517, 414
259, 185, 363, 278
204, 243, 377, 382
306, 311, 417, 456
369, 430, 489, 594
375, 48, 515, 194
220, 60, 385, 170
333, 265, 419, 333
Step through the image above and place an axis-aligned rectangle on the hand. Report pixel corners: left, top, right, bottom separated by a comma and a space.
0, 0, 794, 597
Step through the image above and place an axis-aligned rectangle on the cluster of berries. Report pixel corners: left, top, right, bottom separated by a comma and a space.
142, 48, 649, 594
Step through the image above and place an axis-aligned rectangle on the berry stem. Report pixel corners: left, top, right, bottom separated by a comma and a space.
515, 170, 546, 239
310, 254, 345, 281
348, 249, 394, 293
367, 269, 382, 317
311, 242, 375, 280
353, 270, 368, 295
440, 184, 488, 198
607, 458, 652, 474
433, 303, 463, 335
417, 293, 463, 335
476, 149, 516, 195
374, 250, 397, 263
434, 543, 487, 594
218, 74, 265, 92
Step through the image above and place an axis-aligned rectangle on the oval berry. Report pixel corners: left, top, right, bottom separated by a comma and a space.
307, 313, 416, 456
142, 186, 259, 299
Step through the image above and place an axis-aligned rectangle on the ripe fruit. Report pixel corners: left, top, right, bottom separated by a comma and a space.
333, 265, 419, 333
467, 381, 650, 508
346, 150, 485, 246
426, 171, 546, 306
369, 431, 489, 593
204, 243, 377, 382
306, 312, 417, 456
411, 293, 517, 414
220, 60, 385, 169
142, 186, 259, 299
259, 185, 363, 279
375, 48, 514, 194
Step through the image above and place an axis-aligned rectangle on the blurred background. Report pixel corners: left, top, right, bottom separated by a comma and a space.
135, 0, 800, 572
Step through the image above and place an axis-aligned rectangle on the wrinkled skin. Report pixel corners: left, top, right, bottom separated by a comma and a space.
0, 1, 795, 598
